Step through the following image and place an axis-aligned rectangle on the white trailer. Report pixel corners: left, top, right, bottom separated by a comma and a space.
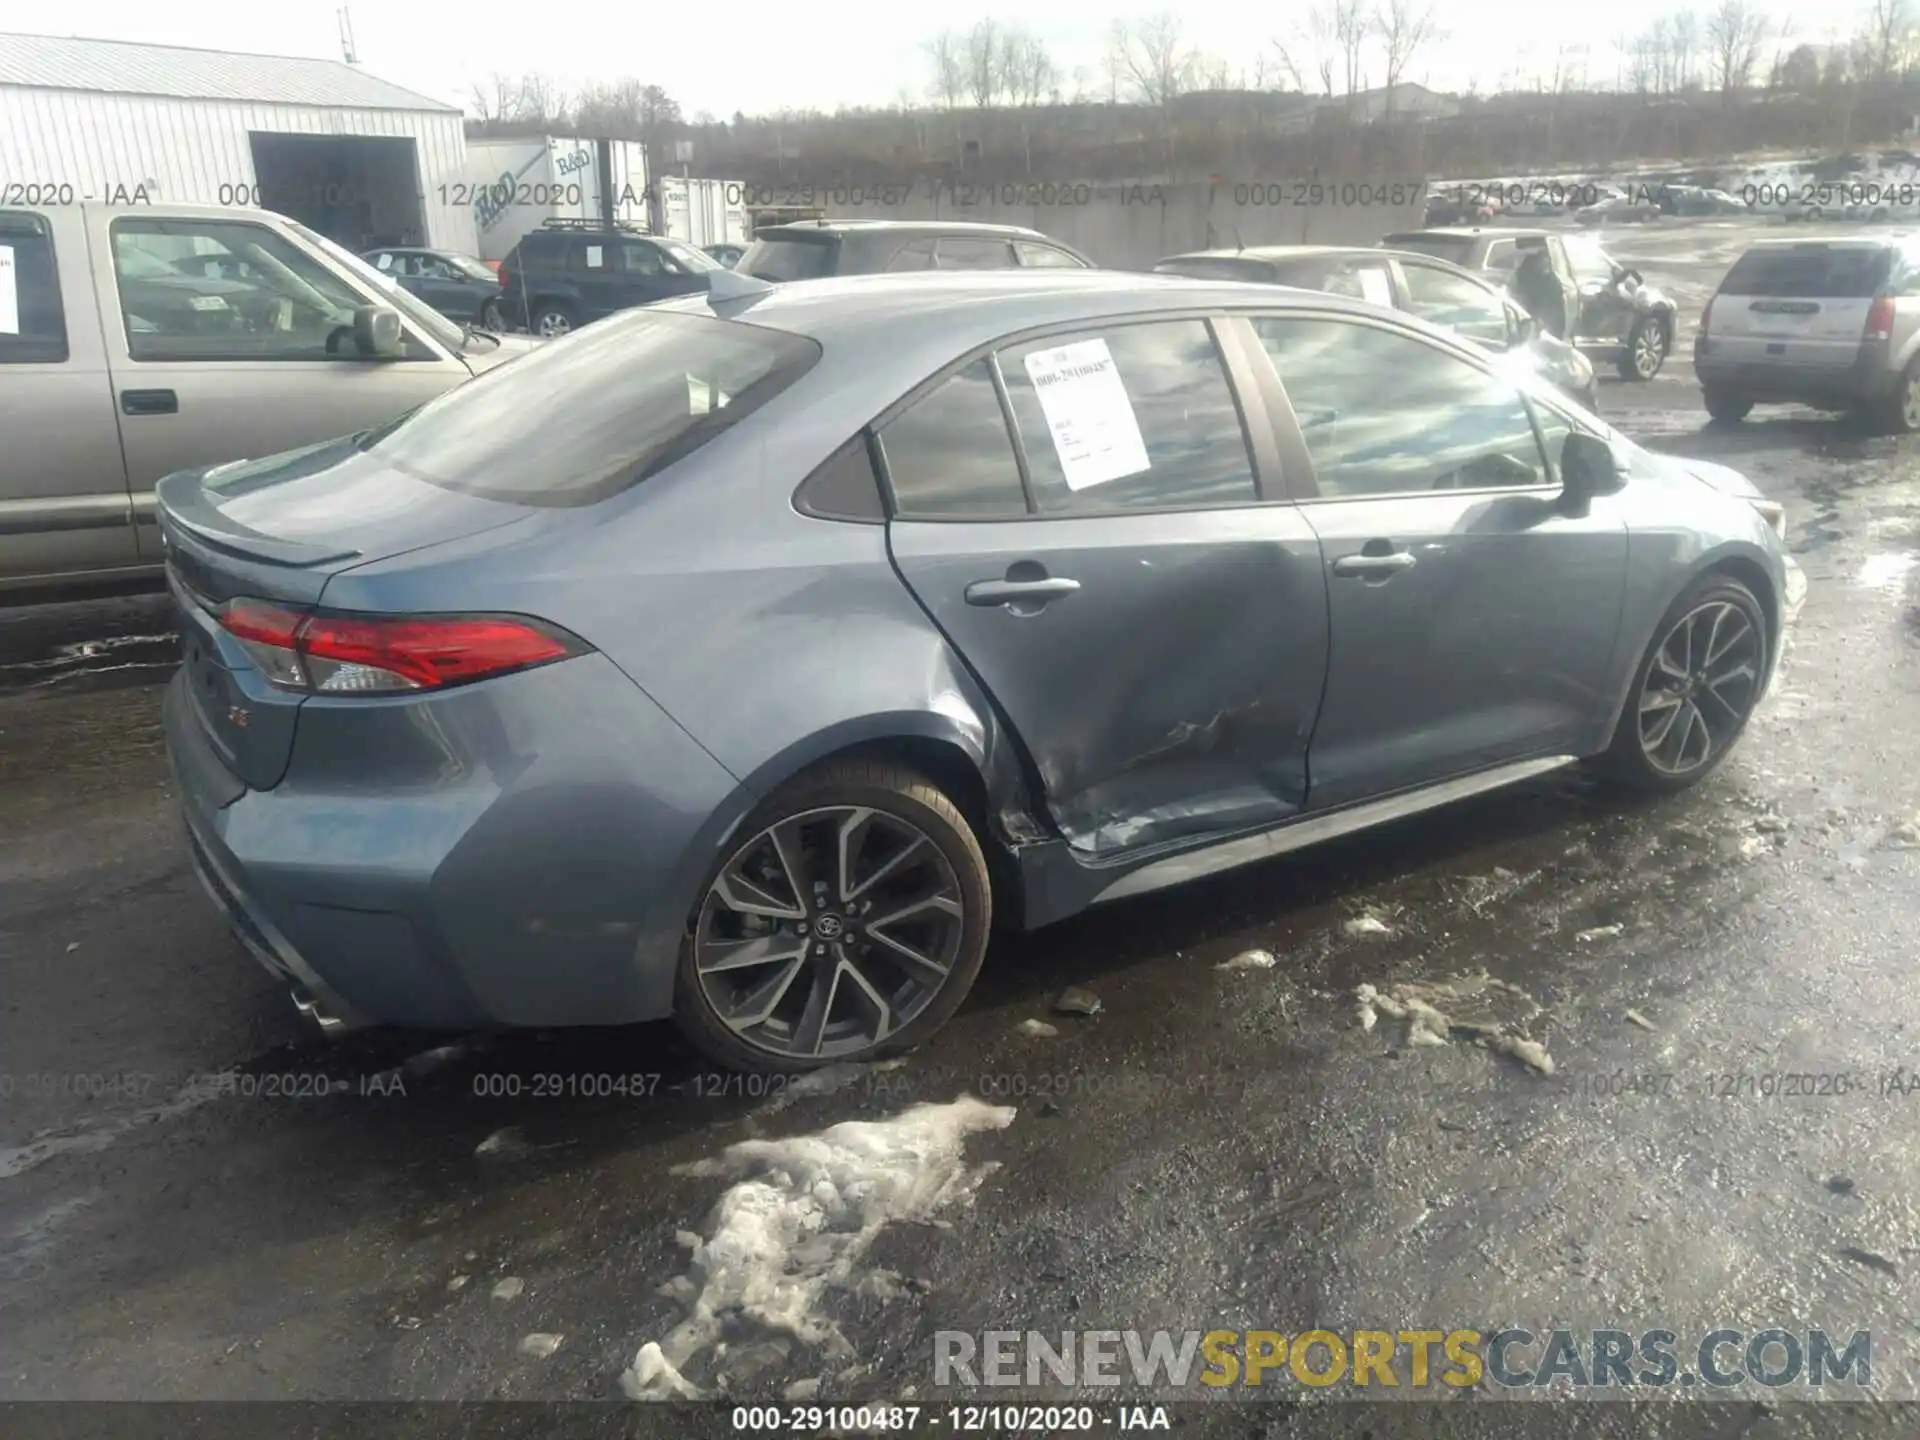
464, 137, 649, 262
658, 177, 749, 248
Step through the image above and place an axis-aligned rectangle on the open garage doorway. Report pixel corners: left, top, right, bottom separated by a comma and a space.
249, 134, 425, 251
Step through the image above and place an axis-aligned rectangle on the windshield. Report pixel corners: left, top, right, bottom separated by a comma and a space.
355, 308, 821, 506
449, 253, 498, 282
290, 223, 468, 350
739, 236, 840, 281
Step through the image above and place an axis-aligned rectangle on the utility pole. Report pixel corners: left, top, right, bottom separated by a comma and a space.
338, 8, 359, 65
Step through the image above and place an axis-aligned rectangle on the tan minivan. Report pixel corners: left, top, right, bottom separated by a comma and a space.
0, 202, 535, 593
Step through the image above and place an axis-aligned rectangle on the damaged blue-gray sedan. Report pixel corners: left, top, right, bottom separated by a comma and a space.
161, 268, 1790, 1071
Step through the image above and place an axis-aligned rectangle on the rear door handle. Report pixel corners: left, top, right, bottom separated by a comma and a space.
1332, 551, 1417, 577
964, 577, 1081, 606
121, 389, 179, 416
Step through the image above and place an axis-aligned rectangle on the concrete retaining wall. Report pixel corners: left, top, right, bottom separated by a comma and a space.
749, 179, 1427, 270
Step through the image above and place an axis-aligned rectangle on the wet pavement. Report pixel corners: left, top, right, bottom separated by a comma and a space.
5, 219, 1920, 1431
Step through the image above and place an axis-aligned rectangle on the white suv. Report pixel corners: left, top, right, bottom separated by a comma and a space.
1694, 237, 1920, 431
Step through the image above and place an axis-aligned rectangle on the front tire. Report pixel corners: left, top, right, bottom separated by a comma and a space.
478, 298, 504, 332
673, 760, 993, 1073
1600, 575, 1769, 795
1618, 317, 1669, 381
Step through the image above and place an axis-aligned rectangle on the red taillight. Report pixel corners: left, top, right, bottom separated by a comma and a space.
216, 601, 580, 694
1866, 296, 1896, 341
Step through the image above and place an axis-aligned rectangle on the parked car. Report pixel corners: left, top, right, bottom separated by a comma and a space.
1152, 245, 1598, 410
1574, 194, 1664, 226
735, 219, 1093, 281
703, 243, 747, 268
496, 218, 722, 337
1379, 227, 1679, 381
159, 267, 1788, 1070
0, 203, 536, 594
1694, 236, 1920, 430
361, 246, 504, 329
1661, 185, 1750, 217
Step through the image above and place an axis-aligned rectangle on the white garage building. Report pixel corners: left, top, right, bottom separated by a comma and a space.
0, 32, 477, 252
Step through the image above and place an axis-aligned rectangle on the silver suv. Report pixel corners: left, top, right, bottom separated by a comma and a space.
1694, 236, 1920, 430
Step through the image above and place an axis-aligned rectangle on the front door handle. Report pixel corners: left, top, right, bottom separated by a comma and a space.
1331, 551, 1417, 577
964, 576, 1081, 607
121, 389, 179, 416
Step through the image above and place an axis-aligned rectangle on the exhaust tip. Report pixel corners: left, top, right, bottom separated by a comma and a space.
291, 985, 349, 1036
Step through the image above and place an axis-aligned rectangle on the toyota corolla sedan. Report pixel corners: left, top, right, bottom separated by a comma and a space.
160, 269, 1789, 1072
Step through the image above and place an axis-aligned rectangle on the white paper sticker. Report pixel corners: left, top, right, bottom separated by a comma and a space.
0, 245, 16, 335
585, 245, 604, 269
1021, 338, 1150, 491
687, 376, 711, 414
1356, 267, 1393, 305
188, 294, 230, 312
375, 252, 393, 270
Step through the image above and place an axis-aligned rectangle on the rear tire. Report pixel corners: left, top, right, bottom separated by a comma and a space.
478, 299, 504, 332
673, 760, 993, 1074
1703, 389, 1753, 424
531, 302, 575, 338
1618, 317, 1669, 381
1599, 574, 1769, 796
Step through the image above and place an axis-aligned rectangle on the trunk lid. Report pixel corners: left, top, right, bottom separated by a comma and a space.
1706, 242, 1890, 369
158, 434, 532, 790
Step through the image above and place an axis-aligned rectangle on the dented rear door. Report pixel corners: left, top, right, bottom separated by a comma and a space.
880, 317, 1330, 859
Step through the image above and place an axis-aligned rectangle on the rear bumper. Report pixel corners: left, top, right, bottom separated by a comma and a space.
1694, 341, 1895, 405
162, 653, 746, 1032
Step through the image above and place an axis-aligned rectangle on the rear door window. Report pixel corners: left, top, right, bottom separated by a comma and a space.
1720, 245, 1892, 298
885, 240, 938, 272
936, 238, 1018, 269
1014, 241, 1086, 268
997, 319, 1258, 514
1399, 264, 1511, 345
0, 211, 70, 363
877, 359, 1029, 519
355, 309, 821, 506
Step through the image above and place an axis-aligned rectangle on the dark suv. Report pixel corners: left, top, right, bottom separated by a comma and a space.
497, 220, 722, 337
736, 220, 1093, 281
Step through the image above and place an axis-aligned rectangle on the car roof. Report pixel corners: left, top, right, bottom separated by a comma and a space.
1736, 234, 1907, 249
1159, 245, 1487, 278
754, 218, 1058, 240
654, 269, 1386, 354
1392, 226, 1550, 240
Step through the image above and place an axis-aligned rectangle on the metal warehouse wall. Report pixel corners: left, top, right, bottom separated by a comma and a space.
0, 85, 476, 252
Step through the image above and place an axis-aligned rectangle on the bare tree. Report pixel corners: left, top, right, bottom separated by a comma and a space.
1111, 13, 1202, 107
998, 27, 1059, 107
1331, 0, 1374, 104
515, 73, 569, 126
1705, 0, 1771, 93
1867, 0, 1914, 79
469, 72, 520, 124
965, 19, 1002, 109
925, 31, 966, 110
1671, 11, 1700, 88
1378, 0, 1438, 97
1272, 6, 1341, 97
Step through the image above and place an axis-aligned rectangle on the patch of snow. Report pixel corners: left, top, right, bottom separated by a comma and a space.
1860, 552, 1918, 593
519, 1332, 564, 1359
619, 1094, 1015, 1401
1343, 913, 1394, 937
1016, 1019, 1059, 1038
491, 1277, 525, 1301
1575, 923, 1625, 943
0, 1080, 226, 1181
1217, 948, 1277, 971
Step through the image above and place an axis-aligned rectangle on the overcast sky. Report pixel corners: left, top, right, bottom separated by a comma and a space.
24, 1, 1836, 117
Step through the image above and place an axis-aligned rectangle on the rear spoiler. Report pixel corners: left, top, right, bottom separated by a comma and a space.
156, 469, 363, 569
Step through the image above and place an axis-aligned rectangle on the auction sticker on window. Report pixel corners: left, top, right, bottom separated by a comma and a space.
1022, 338, 1150, 491
0, 244, 17, 335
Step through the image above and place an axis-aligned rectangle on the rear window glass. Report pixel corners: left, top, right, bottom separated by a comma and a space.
1720, 246, 1892, 298
354, 310, 821, 507
1381, 234, 1476, 265
740, 237, 839, 281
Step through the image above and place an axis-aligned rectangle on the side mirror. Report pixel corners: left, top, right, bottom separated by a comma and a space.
352, 304, 404, 359
1559, 432, 1624, 513
1509, 305, 1538, 341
